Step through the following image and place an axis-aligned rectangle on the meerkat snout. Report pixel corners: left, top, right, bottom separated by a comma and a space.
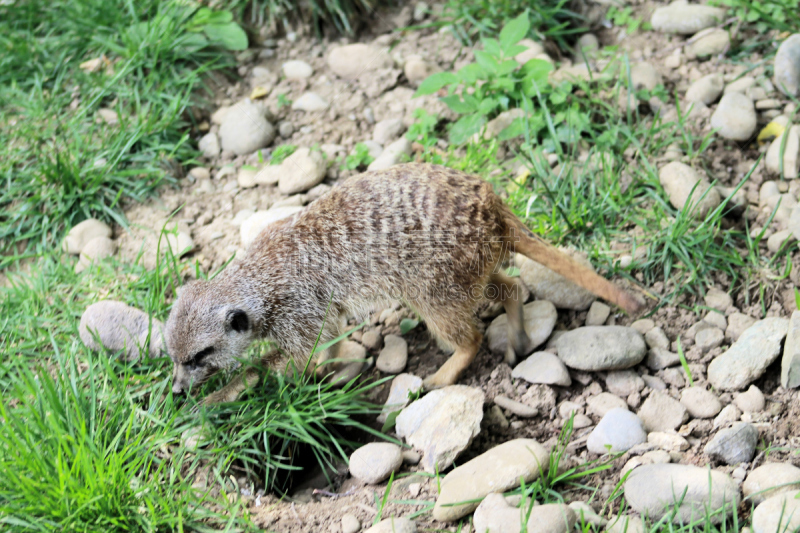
166, 281, 257, 394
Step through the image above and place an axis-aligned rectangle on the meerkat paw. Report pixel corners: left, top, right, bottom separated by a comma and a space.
423, 369, 458, 391
201, 369, 260, 407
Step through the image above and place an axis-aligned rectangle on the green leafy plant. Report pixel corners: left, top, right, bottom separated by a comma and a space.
270, 144, 297, 165
277, 92, 293, 109
606, 6, 647, 34
342, 142, 375, 170
711, 0, 798, 33
185, 7, 249, 50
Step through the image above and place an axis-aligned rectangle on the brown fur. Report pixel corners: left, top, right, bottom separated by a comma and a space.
166, 163, 642, 398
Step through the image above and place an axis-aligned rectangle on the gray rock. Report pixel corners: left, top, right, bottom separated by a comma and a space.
79, 300, 164, 361
708, 317, 789, 391
727, 312, 756, 341
624, 464, 739, 523
341, 513, 361, 533
518, 254, 596, 310
650, 4, 726, 35
680, 386, 722, 419
765, 125, 799, 180
368, 138, 411, 171
404, 55, 438, 87
658, 161, 721, 218
644, 327, 670, 350
329, 341, 367, 386
629, 62, 661, 92
432, 438, 549, 521
695, 327, 724, 352
686, 29, 730, 58
586, 301, 611, 326
219, 101, 275, 155
569, 501, 607, 527
376, 334, 408, 374
349, 442, 403, 484
373, 118, 405, 145
486, 301, 557, 358
278, 121, 294, 138
278, 147, 326, 195
198, 132, 221, 158
781, 311, 800, 389
63, 219, 113, 255
395, 385, 484, 472
642, 374, 667, 391
237, 167, 257, 189
555, 326, 647, 371
706, 288, 733, 311
704, 422, 758, 465
587, 408, 647, 454
605, 370, 645, 397
511, 351, 571, 387
711, 92, 757, 141
646, 348, 680, 371
364, 517, 416, 533
631, 319, 656, 335
473, 494, 575, 533
378, 373, 424, 423
481, 109, 525, 140
291, 92, 329, 112
328, 44, 393, 80
744, 463, 800, 505
752, 491, 800, 533
734, 385, 765, 413
638, 391, 688, 432
240, 206, 303, 247
362, 329, 383, 351
648, 431, 689, 452
605, 515, 645, 533
494, 395, 538, 417
587, 392, 628, 418
714, 404, 742, 429
76, 236, 117, 273
282, 60, 313, 79
775, 34, 800, 97
724, 76, 757, 95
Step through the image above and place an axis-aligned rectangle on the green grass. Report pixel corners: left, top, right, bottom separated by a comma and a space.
0, 0, 243, 267
218, 0, 381, 36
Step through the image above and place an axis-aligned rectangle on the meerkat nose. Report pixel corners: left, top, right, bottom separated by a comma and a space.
172, 381, 184, 395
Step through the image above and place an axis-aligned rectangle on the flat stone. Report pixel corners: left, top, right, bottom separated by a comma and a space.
650, 4, 726, 34
686, 29, 730, 58
63, 219, 113, 255
367, 138, 412, 171
711, 92, 757, 141
587, 408, 647, 454
587, 392, 628, 418
638, 391, 688, 432
734, 385, 765, 413
782, 310, 800, 389
376, 335, 408, 374
744, 463, 800, 505
752, 492, 800, 533
511, 351, 571, 387
79, 300, 164, 361
708, 317, 789, 391
486, 301, 557, 358
605, 370, 645, 397
328, 44, 393, 80
586, 301, 611, 326
518, 254, 596, 310
240, 206, 303, 247
396, 385, 484, 472
432, 439, 549, 522
282, 60, 313, 79
624, 464, 739, 523
555, 326, 646, 371
291, 92, 329, 112
648, 431, 689, 452
680, 386, 722, 418
704, 422, 758, 465
349, 443, 403, 484
378, 373, 424, 423
364, 517, 416, 533
775, 34, 800, 97
494, 395, 538, 418
658, 162, 721, 219
473, 494, 575, 533
278, 147, 326, 195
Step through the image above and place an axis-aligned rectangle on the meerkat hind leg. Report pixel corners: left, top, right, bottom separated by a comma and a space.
489, 271, 533, 365
422, 329, 482, 390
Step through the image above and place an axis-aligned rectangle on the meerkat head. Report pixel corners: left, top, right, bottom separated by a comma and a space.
166, 280, 257, 395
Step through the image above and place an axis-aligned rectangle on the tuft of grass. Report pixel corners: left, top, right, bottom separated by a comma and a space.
193, 362, 391, 494
0, 0, 242, 266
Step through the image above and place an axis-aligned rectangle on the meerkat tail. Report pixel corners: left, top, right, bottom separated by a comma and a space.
504, 215, 642, 314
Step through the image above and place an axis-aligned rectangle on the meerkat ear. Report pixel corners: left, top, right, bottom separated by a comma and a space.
226, 309, 250, 333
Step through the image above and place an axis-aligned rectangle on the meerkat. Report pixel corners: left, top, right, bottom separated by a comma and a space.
166, 163, 642, 403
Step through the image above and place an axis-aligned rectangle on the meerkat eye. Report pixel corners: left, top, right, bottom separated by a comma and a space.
188, 346, 214, 367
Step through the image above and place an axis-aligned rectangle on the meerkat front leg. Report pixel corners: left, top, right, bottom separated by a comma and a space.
422, 328, 482, 390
